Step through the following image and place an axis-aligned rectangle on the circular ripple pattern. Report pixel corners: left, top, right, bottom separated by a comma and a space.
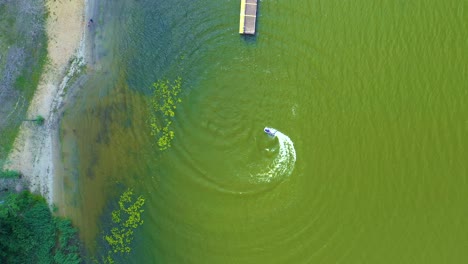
60, 0, 468, 263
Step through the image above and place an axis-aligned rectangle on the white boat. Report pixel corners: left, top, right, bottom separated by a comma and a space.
264, 127, 278, 137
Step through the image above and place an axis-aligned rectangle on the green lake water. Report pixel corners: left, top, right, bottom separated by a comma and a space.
57, 0, 467, 263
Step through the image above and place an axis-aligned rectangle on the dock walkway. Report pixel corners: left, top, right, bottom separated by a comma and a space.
239, 0, 258, 35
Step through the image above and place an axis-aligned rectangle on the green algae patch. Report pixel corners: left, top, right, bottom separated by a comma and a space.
148, 78, 182, 150
102, 189, 145, 263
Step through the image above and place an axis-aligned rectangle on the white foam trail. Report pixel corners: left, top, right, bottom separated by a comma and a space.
256, 130, 297, 182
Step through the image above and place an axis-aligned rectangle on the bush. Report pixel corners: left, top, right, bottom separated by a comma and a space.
34, 115, 45, 125
0, 191, 82, 263
0, 169, 21, 179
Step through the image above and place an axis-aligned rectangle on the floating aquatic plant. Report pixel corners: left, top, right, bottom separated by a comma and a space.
148, 77, 182, 150
103, 189, 145, 263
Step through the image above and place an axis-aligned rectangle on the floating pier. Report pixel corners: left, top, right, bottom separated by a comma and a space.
239, 0, 258, 35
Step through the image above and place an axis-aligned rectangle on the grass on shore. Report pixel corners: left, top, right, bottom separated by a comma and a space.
0, 169, 21, 179
0, 2, 49, 161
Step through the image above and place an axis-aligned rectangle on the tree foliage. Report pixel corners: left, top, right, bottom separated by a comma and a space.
149, 78, 182, 150
0, 191, 81, 263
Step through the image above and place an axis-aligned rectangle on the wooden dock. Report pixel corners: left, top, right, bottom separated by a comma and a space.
239, 0, 258, 35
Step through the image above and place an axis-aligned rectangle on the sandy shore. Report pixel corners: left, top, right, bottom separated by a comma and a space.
4, 0, 88, 204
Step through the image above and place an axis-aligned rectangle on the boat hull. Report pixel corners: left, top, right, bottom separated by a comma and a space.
264, 127, 278, 137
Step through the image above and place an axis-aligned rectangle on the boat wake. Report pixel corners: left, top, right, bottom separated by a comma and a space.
254, 128, 297, 183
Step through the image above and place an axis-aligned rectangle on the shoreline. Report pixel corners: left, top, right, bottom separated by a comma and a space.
3, 0, 89, 204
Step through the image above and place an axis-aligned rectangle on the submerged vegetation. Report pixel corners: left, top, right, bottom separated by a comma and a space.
0, 191, 81, 263
102, 188, 145, 263
149, 77, 182, 150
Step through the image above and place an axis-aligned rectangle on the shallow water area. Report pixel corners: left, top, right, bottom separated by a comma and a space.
58, 0, 468, 263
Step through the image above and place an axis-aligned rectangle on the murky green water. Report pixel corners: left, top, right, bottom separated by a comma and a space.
58, 0, 467, 263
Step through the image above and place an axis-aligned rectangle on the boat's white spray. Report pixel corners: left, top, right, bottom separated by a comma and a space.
255, 129, 297, 183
